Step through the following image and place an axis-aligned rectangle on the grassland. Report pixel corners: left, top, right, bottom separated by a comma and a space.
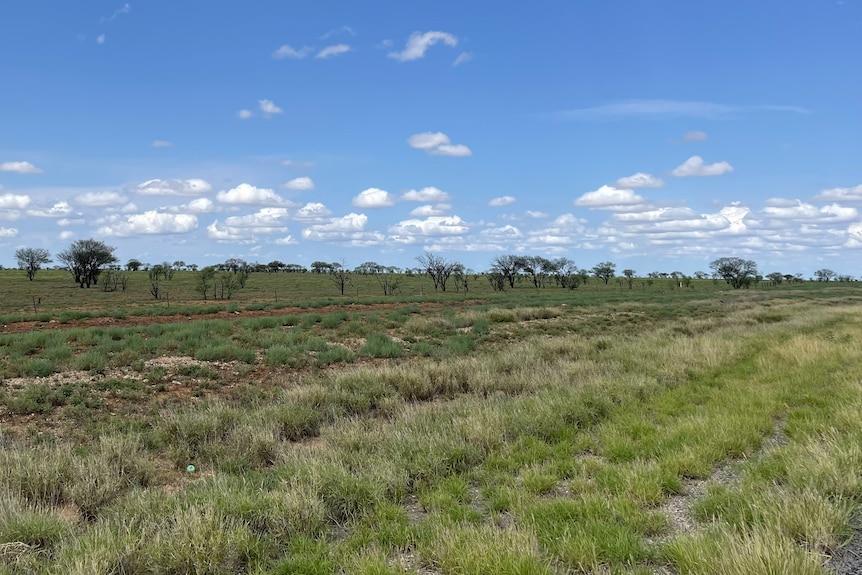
1, 269, 861, 574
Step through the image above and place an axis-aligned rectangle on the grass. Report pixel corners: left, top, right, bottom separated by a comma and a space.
0, 282, 861, 573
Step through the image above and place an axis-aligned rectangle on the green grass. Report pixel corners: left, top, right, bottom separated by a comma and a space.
0, 283, 860, 573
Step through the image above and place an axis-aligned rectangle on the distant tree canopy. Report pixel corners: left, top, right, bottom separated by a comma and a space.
591, 261, 616, 284
15, 247, 52, 281
57, 239, 118, 288
709, 257, 758, 289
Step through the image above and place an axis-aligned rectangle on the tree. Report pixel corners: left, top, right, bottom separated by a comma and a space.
195, 266, 217, 300
311, 261, 333, 274
416, 252, 458, 291
489, 255, 522, 289
709, 257, 758, 289
15, 247, 52, 281
622, 269, 636, 289
766, 272, 784, 284
814, 269, 837, 282
57, 239, 118, 288
591, 261, 616, 284
329, 261, 352, 295
376, 268, 402, 295
126, 258, 142, 272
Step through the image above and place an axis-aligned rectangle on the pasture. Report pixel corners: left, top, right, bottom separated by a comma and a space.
0, 269, 860, 574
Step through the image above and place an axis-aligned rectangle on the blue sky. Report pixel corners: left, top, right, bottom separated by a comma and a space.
1, 1, 861, 276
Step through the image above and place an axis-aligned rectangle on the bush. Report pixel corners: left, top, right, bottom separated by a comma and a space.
361, 333, 403, 358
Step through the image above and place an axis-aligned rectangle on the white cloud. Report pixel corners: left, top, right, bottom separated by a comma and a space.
238, 109, 252, 119
388, 31, 458, 62
151, 140, 172, 147
74, 191, 128, 207
274, 235, 298, 245
282, 177, 315, 191
317, 44, 351, 59
58, 230, 74, 240
525, 210, 548, 219
102, 3, 130, 22
216, 183, 286, 206
615, 172, 665, 189
672, 156, 733, 177
273, 44, 312, 59
97, 212, 198, 237
523, 214, 590, 248
575, 185, 646, 209
0, 161, 43, 174
58, 218, 85, 227
762, 199, 858, 222
97, 34, 106, 45
281, 159, 316, 169
815, 184, 862, 202
171, 197, 217, 214
453, 52, 473, 67
683, 130, 708, 142
0, 227, 17, 238
321, 26, 355, 39
489, 196, 516, 207
136, 178, 212, 196
353, 188, 394, 208
26, 201, 72, 217
481, 225, 522, 240
294, 202, 332, 221
302, 213, 369, 241
0, 193, 32, 209
401, 186, 451, 202
561, 100, 808, 121
409, 204, 450, 217
259, 99, 283, 116
407, 132, 472, 157
223, 207, 289, 230
389, 215, 469, 236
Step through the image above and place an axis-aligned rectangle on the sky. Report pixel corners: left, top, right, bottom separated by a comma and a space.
1, 1, 861, 276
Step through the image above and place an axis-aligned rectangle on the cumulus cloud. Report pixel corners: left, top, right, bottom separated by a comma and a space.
615, 172, 665, 189
294, 202, 332, 221
172, 197, 217, 214
75, 191, 128, 207
317, 44, 350, 59
0, 161, 43, 174
353, 188, 394, 208
282, 177, 315, 191
259, 99, 283, 116
216, 183, 286, 206
401, 186, 451, 202
683, 130, 708, 142
238, 109, 252, 119
58, 230, 74, 240
151, 140, 173, 147
0, 193, 32, 209
574, 185, 646, 209
206, 208, 289, 241
762, 199, 858, 222
407, 132, 472, 157
672, 156, 733, 177
388, 31, 458, 62
523, 214, 590, 248
488, 196, 516, 207
136, 178, 212, 196
97, 212, 198, 237
302, 213, 369, 241
274, 235, 298, 245
409, 204, 450, 217
57, 218, 85, 227
389, 215, 469, 237
273, 44, 312, 59
26, 201, 72, 217
815, 184, 862, 202
0, 227, 18, 237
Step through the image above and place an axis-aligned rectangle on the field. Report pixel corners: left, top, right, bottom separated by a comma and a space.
1, 269, 861, 574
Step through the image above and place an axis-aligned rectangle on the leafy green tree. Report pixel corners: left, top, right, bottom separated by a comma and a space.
622, 269, 636, 289
591, 261, 616, 284
709, 257, 758, 289
126, 258, 142, 272
57, 239, 118, 288
15, 247, 52, 281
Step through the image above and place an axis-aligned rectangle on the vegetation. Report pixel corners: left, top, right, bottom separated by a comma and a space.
14, 247, 52, 281
0, 273, 860, 573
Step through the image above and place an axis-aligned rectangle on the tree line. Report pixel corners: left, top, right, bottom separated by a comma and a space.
11, 242, 858, 300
